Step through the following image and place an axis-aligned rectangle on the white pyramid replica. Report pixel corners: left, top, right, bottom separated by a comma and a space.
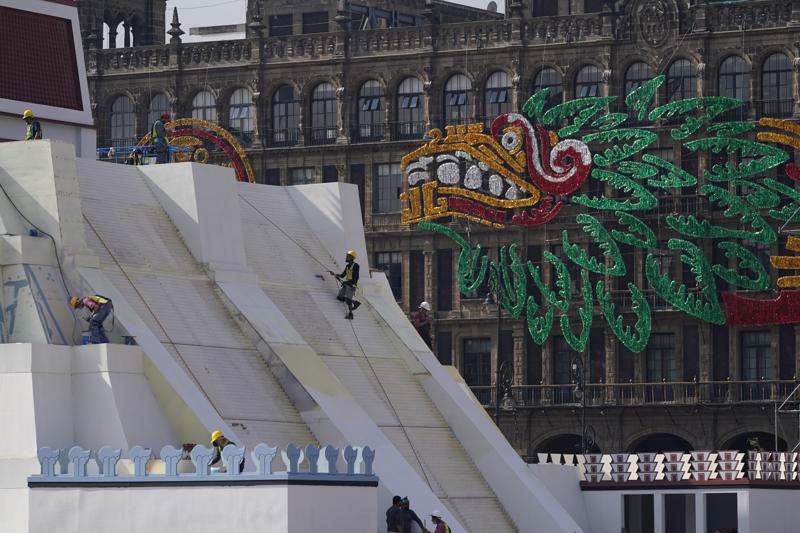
0, 140, 588, 532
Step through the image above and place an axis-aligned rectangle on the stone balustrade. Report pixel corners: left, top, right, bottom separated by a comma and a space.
29, 443, 377, 485
706, 1, 793, 32
525, 14, 607, 44
536, 450, 800, 484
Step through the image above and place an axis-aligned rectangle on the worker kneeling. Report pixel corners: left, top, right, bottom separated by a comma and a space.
70, 294, 113, 344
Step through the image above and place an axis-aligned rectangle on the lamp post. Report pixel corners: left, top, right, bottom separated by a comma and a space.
485, 291, 515, 425
571, 355, 587, 454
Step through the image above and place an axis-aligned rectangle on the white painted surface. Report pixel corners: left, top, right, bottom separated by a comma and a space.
28, 483, 376, 533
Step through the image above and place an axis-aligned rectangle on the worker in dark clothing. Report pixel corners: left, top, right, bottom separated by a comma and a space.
70, 295, 113, 344
386, 495, 403, 532
330, 249, 361, 319
210, 430, 244, 473
401, 497, 429, 533
23, 109, 42, 140
411, 301, 432, 348
152, 112, 171, 164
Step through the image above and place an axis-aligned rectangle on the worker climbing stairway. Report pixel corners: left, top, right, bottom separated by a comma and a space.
76, 160, 316, 454
237, 183, 517, 532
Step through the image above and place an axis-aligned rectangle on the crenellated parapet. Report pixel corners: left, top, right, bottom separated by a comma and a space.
30, 443, 377, 486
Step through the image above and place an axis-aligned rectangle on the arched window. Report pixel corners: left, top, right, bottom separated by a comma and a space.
444, 74, 472, 125
309, 82, 337, 145
356, 80, 385, 142
272, 85, 300, 146
229, 88, 254, 146
110, 95, 136, 145
666, 59, 696, 102
147, 93, 170, 130
761, 53, 793, 118
396, 77, 424, 140
534, 68, 563, 109
484, 71, 511, 127
624, 62, 654, 94
191, 91, 217, 122
574, 65, 601, 98
718, 56, 750, 120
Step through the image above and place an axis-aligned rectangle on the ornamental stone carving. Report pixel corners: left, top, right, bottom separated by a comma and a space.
637, 0, 670, 47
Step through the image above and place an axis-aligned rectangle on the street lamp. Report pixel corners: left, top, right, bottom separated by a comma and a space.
485, 291, 516, 425
571, 355, 587, 454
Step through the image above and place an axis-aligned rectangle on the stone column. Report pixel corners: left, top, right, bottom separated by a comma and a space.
699, 323, 712, 402
336, 85, 348, 143
792, 56, 800, 118
423, 248, 435, 306
697, 62, 707, 97
423, 79, 434, 132
123, 21, 131, 48
383, 91, 392, 141
605, 334, 617, 403
513, 323, 525, 387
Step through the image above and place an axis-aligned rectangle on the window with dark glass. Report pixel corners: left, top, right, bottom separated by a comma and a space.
761, 53, 792, 118
397, 77, 424, 139
437, 331, 453, 365
410, 250, 424, 312
110, 95, 136, 144
191, 90, 217, 122
147, 93, 170, 130
624, 62, 654, 94
575, 65, 601, 98
269, 14, 293, 37
272, 85, 300, 146
463, 338, 491, 403
534, 68, 563, 109
322, 165, 338, 183
229, 88, 253, 146
553, 336, 577, 385
289, 167, 314, 185
484, 71, 511, 127
436, 248, 453, 312
374, 163, 402, 213
264, 168, 281, 186
375, 251, 403, 301
666, 59, 696, 102
584, 0, 605, 13
532, 0, 558, 16
309, 82, 337, 144
741, 330, 773, 380
444, 74, 472, 125
719, 56, 750, 121
356, 80, 385, 141
302, 11, 328, 34
646, 332, 678, 382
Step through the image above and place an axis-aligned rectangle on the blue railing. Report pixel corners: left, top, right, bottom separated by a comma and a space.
96, 144, 189, 165
29, 442, 377, 485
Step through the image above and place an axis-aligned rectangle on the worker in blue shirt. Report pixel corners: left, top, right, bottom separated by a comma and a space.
23, 109, 42, 140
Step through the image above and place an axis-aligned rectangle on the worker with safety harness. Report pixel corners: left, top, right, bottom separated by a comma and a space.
151, 112, 171, 164
22, 109, 42, 140
70, 295, 113, 343
329, 250, 361, 320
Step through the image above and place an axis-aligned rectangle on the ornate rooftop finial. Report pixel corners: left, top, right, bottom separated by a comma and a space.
168, 7, 184, 44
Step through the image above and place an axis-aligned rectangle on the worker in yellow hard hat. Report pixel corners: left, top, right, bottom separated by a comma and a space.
209, 430, 243, 473
329, 250, 361, 319
22, 109, 42, 141
70, 294, 113, 343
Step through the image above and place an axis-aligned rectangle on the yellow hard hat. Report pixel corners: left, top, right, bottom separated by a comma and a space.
210, 430, 223, 443
69, 296, 80, 309
346, 250, 357, 259
23, 109, 33, 119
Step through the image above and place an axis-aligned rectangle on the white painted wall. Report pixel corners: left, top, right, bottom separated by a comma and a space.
28, 484, 376, 533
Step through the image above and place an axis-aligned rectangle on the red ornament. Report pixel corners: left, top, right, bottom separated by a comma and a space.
722, 290, 800, 326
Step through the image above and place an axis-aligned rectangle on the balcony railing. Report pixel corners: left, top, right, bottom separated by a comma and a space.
469, 380, 799, 409
267, 128, 301, 147
305, 127, 338, 146
351, 123, 386, 143
391, 121, 426, 141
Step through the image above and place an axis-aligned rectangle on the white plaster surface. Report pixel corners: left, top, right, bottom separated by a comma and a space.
27, 484, 377, 533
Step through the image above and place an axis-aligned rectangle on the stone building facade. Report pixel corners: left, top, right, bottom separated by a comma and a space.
79, 0, 800, 458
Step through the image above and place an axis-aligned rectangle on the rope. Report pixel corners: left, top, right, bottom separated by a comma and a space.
81, 213, 217, 409
0, 179, 80, 343
238, 194, 339, 273
346, 308, 436, 489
